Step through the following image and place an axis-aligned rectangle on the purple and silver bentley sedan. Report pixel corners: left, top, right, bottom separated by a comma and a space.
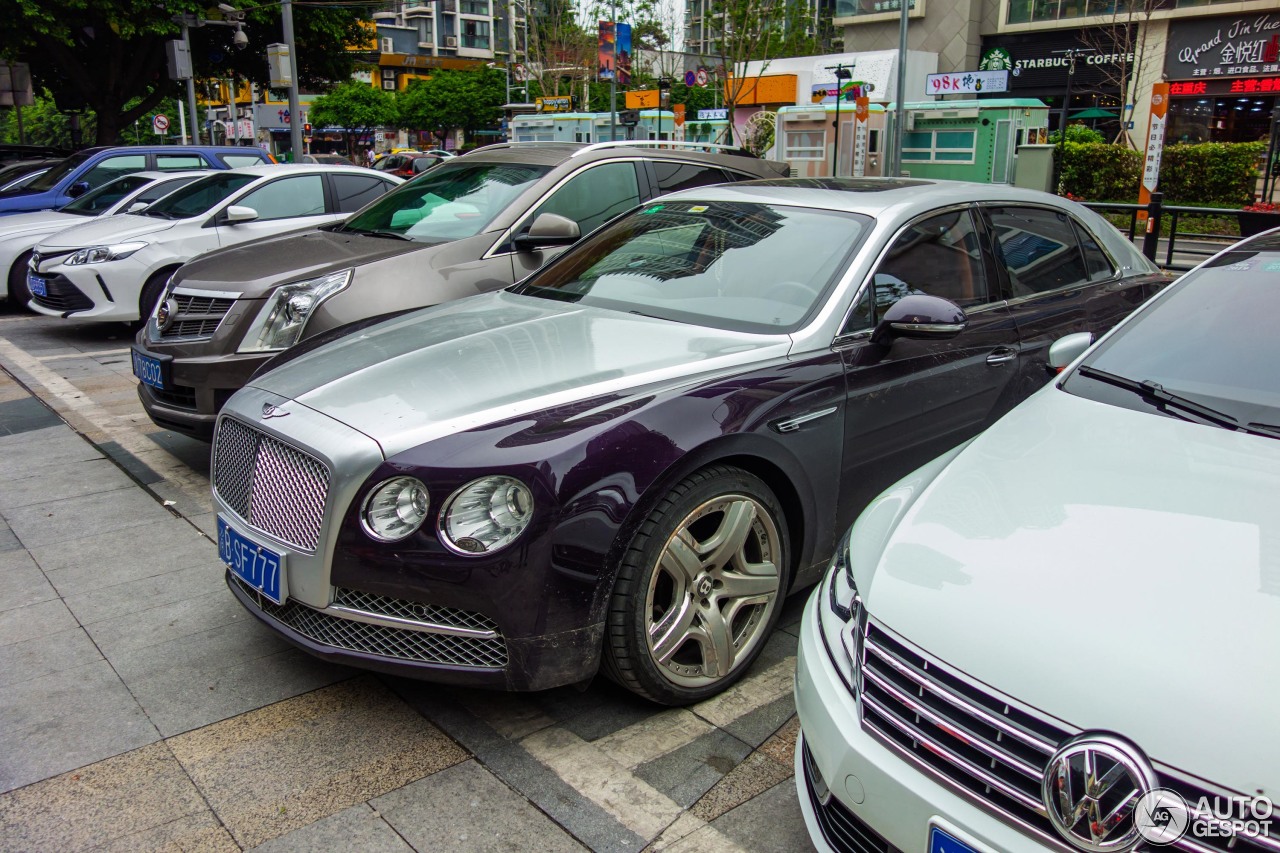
211, 178, 1167, 704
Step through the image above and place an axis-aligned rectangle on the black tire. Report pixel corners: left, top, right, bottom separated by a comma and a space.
134, 268, 174, 330
6, 250, 34, 313
602, 465, 790, 705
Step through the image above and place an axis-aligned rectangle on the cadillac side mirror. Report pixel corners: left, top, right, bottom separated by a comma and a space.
1048, 331, 1094, 373
514, 213, 580, 252
872, 294, 967, 345
223, 205, 259, 225
67, 181, 91, 198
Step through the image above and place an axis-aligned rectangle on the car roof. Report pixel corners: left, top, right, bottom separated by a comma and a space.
462, 142, 778, 171
658, 177, 1096, 216
221, 163, 378, 177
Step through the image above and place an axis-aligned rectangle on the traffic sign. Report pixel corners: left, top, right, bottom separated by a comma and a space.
684, 70, 696, 87
695, 69, 709, 87
152, 114, 170, 135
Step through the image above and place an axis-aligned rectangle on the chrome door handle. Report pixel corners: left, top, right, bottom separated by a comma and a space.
986, 346, 1018, 366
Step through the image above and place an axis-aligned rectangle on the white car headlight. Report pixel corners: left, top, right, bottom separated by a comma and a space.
439, 476, 535, 555
238, 269, 353, 353
65, 241, 148, 265
361, 476, 430, 542
818, 533, 862, 691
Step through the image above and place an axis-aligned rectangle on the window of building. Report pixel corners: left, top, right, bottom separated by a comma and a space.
784, 130, 826, 160
835, 0, 916, 19
901, 129, 976, 164
460, 0, 489, 13
462, 20, 490, 49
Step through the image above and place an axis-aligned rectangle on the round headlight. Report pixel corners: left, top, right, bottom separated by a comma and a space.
361, 477, 430, 542
439, 476, 535, 555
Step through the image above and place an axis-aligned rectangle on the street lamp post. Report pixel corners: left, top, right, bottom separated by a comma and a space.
282, 0, 304, 162
828, 64, 853, 177
1053, 48, 1090, 194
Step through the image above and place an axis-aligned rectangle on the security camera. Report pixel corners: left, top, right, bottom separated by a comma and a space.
233, 26, 249, 48
218, 3, 238, 13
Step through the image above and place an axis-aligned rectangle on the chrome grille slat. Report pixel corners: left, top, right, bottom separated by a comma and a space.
331, 587, 500, 638
233, 577, 508, 668
861, 694, 1046, 814
213, 417, 329, 551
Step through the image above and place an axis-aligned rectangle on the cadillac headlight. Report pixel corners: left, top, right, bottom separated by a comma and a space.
818, 533, 861, 691
439, 476, 534, 555
238, 268, 353, 352
65, 241, 148, 265
361, 477, 430, 542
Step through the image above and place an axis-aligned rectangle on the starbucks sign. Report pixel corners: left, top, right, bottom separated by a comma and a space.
979, 48, 1013, 72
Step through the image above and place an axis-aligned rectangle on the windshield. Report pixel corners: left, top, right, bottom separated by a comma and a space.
14, 153, 87, 194
341, 161, 550, 242
60, 174, 152, 216
143, 172, 257, 219
1063, 245, 1280, 435
513, 200, 868, 334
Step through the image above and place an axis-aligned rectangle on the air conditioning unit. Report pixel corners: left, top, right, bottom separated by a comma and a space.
444, 35, 458, 47
418, 41, 435, 48
381, 37, 394, 53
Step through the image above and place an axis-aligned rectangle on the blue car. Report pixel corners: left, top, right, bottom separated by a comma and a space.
0, 146, 274, 216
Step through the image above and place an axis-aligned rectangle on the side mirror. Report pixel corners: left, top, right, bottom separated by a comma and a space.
514, 212, 581, 252
871, 294, 967, 345
223, 205, 259, 225
126, 202, 148, 214
1048, 331, 1094, 372
67, 181, 91, 198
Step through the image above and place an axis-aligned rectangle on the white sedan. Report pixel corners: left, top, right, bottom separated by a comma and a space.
27, 165, 401, 323
3, 170, 208, 308
795, 229, 1280, 853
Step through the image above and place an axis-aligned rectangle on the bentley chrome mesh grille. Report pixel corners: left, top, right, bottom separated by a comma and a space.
858, 618, 1279, 853
332, 587, 500, 635
232, 577, 508, 668
213, 417, 329, 551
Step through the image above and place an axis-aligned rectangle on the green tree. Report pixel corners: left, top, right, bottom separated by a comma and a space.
396, 70, 506, 146
308, 82, 396, 157
0, 1, 370, 146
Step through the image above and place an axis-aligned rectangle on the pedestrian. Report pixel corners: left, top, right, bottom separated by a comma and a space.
365, 148, 376, 167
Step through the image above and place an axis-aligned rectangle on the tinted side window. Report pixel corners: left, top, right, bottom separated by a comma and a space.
156, 154, 205, 170
653, 161, 729, 193
853, 209, 990, 329
220, 153, 268, 168
1073, 220, 1115, 281
80, 154, 147, 190
332, 175, 393, 213
531, 162, 641, 236
235, 175, 326, 220
987, 206, 1090, 296
134, 176, 201, 204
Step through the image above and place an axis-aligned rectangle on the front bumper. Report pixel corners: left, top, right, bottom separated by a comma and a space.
793, 588, 1056, 853
28, 256, 148, 321
136, 345, 268, 440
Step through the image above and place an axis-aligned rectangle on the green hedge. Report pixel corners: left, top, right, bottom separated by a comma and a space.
1055, 140, 1265, 206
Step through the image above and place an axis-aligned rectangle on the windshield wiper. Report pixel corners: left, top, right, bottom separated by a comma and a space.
355, 229, 411, 241
1076, 365, 1244, 431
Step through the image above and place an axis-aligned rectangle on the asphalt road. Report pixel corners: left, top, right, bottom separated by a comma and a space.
0, 303, 817, 853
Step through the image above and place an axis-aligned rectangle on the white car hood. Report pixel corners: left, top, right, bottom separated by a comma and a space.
36, 213, 177, 250
248, 290, 790, 458
0, 210, 83, 240
862, 385, 1280, 794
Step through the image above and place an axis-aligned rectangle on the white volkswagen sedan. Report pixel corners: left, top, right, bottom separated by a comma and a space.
26, 165, 401, 323
3, 170, 208, 308
795, 228, 1280, 853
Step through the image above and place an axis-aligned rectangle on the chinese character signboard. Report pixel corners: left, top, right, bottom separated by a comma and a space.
925, 70, 1010, 96
1164, 14, 1280, 80
1137, 82, 1170, 226
852, 97, 870, 177
697, 108, 728, 121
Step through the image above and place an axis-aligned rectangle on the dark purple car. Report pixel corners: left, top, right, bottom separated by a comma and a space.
211, 178, 1167, 704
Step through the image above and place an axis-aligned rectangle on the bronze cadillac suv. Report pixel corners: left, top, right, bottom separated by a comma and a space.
133, 141, 789, 439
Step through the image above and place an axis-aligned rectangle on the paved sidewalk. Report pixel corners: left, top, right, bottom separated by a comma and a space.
0, 358, 812, 853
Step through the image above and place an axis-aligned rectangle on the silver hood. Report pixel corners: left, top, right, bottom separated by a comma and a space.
857, 384, 1280, 794
245, 290, 791, 457
0, 210, 82, 240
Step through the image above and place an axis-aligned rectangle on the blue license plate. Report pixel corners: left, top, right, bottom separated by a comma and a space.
218, 516, 284, 604
27, 273, 47, 297
930, 827, 980, 853
131, 348, 167, 390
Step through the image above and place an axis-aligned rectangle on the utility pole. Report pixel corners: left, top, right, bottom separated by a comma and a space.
1052, 48, 1090, 193
827, 64, 854, 177
283, 0, 304, 162
180, 19, 201, 144
609, 0, 618, 142
890, 0, 909, 176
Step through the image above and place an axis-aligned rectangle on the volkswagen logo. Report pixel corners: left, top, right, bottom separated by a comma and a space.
1043, 734, 1158, 852
156, 297, 178, 332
